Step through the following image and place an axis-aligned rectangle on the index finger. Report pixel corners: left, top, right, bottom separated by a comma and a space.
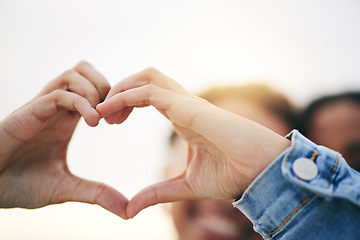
73, 61, 111, 101
105, 67, 191, 101
2, 90, 100, 144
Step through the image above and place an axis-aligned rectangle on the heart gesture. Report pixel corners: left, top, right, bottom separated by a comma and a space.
0, 65, 289, 219
97, 68, 290, 218
0, 62, 128, 219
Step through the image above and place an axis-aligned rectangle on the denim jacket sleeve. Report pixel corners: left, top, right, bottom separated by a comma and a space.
233, 130, 360, 240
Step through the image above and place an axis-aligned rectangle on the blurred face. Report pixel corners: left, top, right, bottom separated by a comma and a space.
308, 100, 360, 171
165, 99, 291, 240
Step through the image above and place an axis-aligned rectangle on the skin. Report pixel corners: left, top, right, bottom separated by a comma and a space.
308, 100, 360, 171
96, 67, 291, 219
165, 99, 291, 240
0, 61, 128, 219
0, 65, 291, 224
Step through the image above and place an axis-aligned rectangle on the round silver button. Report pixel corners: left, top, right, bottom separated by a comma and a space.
292, 157, 318, 181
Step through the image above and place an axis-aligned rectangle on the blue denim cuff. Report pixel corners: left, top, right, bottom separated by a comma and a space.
232, 130, 351, 239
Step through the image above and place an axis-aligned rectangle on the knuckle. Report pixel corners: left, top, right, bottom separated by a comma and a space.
74, 60, 92, 71
56, 69, 77, 88
61, 69, 77, 79
50, 89, 64, 98
93, 183, 107, 204
142, 84, 159, 105
86, 89, 101, 106
143, 83, 154, 91
145, 66, 158, 72
87, 84, 99, 95
98, 82, 111, 95
143, 67, 159, 77
150, 185, 159, 203
142, 84, 157, 105
48, 89, 65, 110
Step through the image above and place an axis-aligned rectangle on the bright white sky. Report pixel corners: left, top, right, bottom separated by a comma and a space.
0, 0, 359, 239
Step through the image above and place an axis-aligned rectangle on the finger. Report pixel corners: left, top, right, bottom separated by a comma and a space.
98, 84, 175, 119
73, 61, 111, 102
97, 84, 206, 130
36, 89, 101, 127
103, 81, 275, 162
98, 82, 272, 161
2, 90, 100, 143
38, 68, 102, 107
56, 176, 129, 219
105, 67, 190, 101
97, 84, 155, 119
100, 80, 268, 164
103, 107, 134, 125
126, 174, 194, 218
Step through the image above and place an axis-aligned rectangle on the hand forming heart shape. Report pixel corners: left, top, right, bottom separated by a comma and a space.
0, 62, 290, 220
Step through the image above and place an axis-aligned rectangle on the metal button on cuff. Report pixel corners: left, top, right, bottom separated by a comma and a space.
292, 157, 318, 181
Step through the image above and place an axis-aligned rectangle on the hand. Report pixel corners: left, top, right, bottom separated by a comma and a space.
96, 68, 291, 218
0, 61, 128, 219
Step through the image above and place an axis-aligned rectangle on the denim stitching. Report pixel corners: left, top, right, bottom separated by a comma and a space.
265, 195, 314, 238
327, 153, 340, 186
310, 150, 318, 161
264, 146, 331, 238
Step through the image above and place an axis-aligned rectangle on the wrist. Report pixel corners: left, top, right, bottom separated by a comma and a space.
240, 130, 291, 192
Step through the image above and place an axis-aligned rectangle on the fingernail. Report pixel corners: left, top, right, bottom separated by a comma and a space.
95, 104, 105, 116
92, 107, 99, 114
96, 102, 103, 108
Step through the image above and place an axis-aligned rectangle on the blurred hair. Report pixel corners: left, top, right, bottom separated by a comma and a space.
300, 91, 360, 137
169, 83, 297, 144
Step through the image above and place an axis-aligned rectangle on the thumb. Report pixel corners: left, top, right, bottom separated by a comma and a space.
126, 174, 194, 218
56, 176, 129, 219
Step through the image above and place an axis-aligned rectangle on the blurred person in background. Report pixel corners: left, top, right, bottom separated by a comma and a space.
164, 84, 297, 240
300, 91, 360, 172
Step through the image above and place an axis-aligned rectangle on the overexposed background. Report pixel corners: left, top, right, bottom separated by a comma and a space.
0, 0, 359, 239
